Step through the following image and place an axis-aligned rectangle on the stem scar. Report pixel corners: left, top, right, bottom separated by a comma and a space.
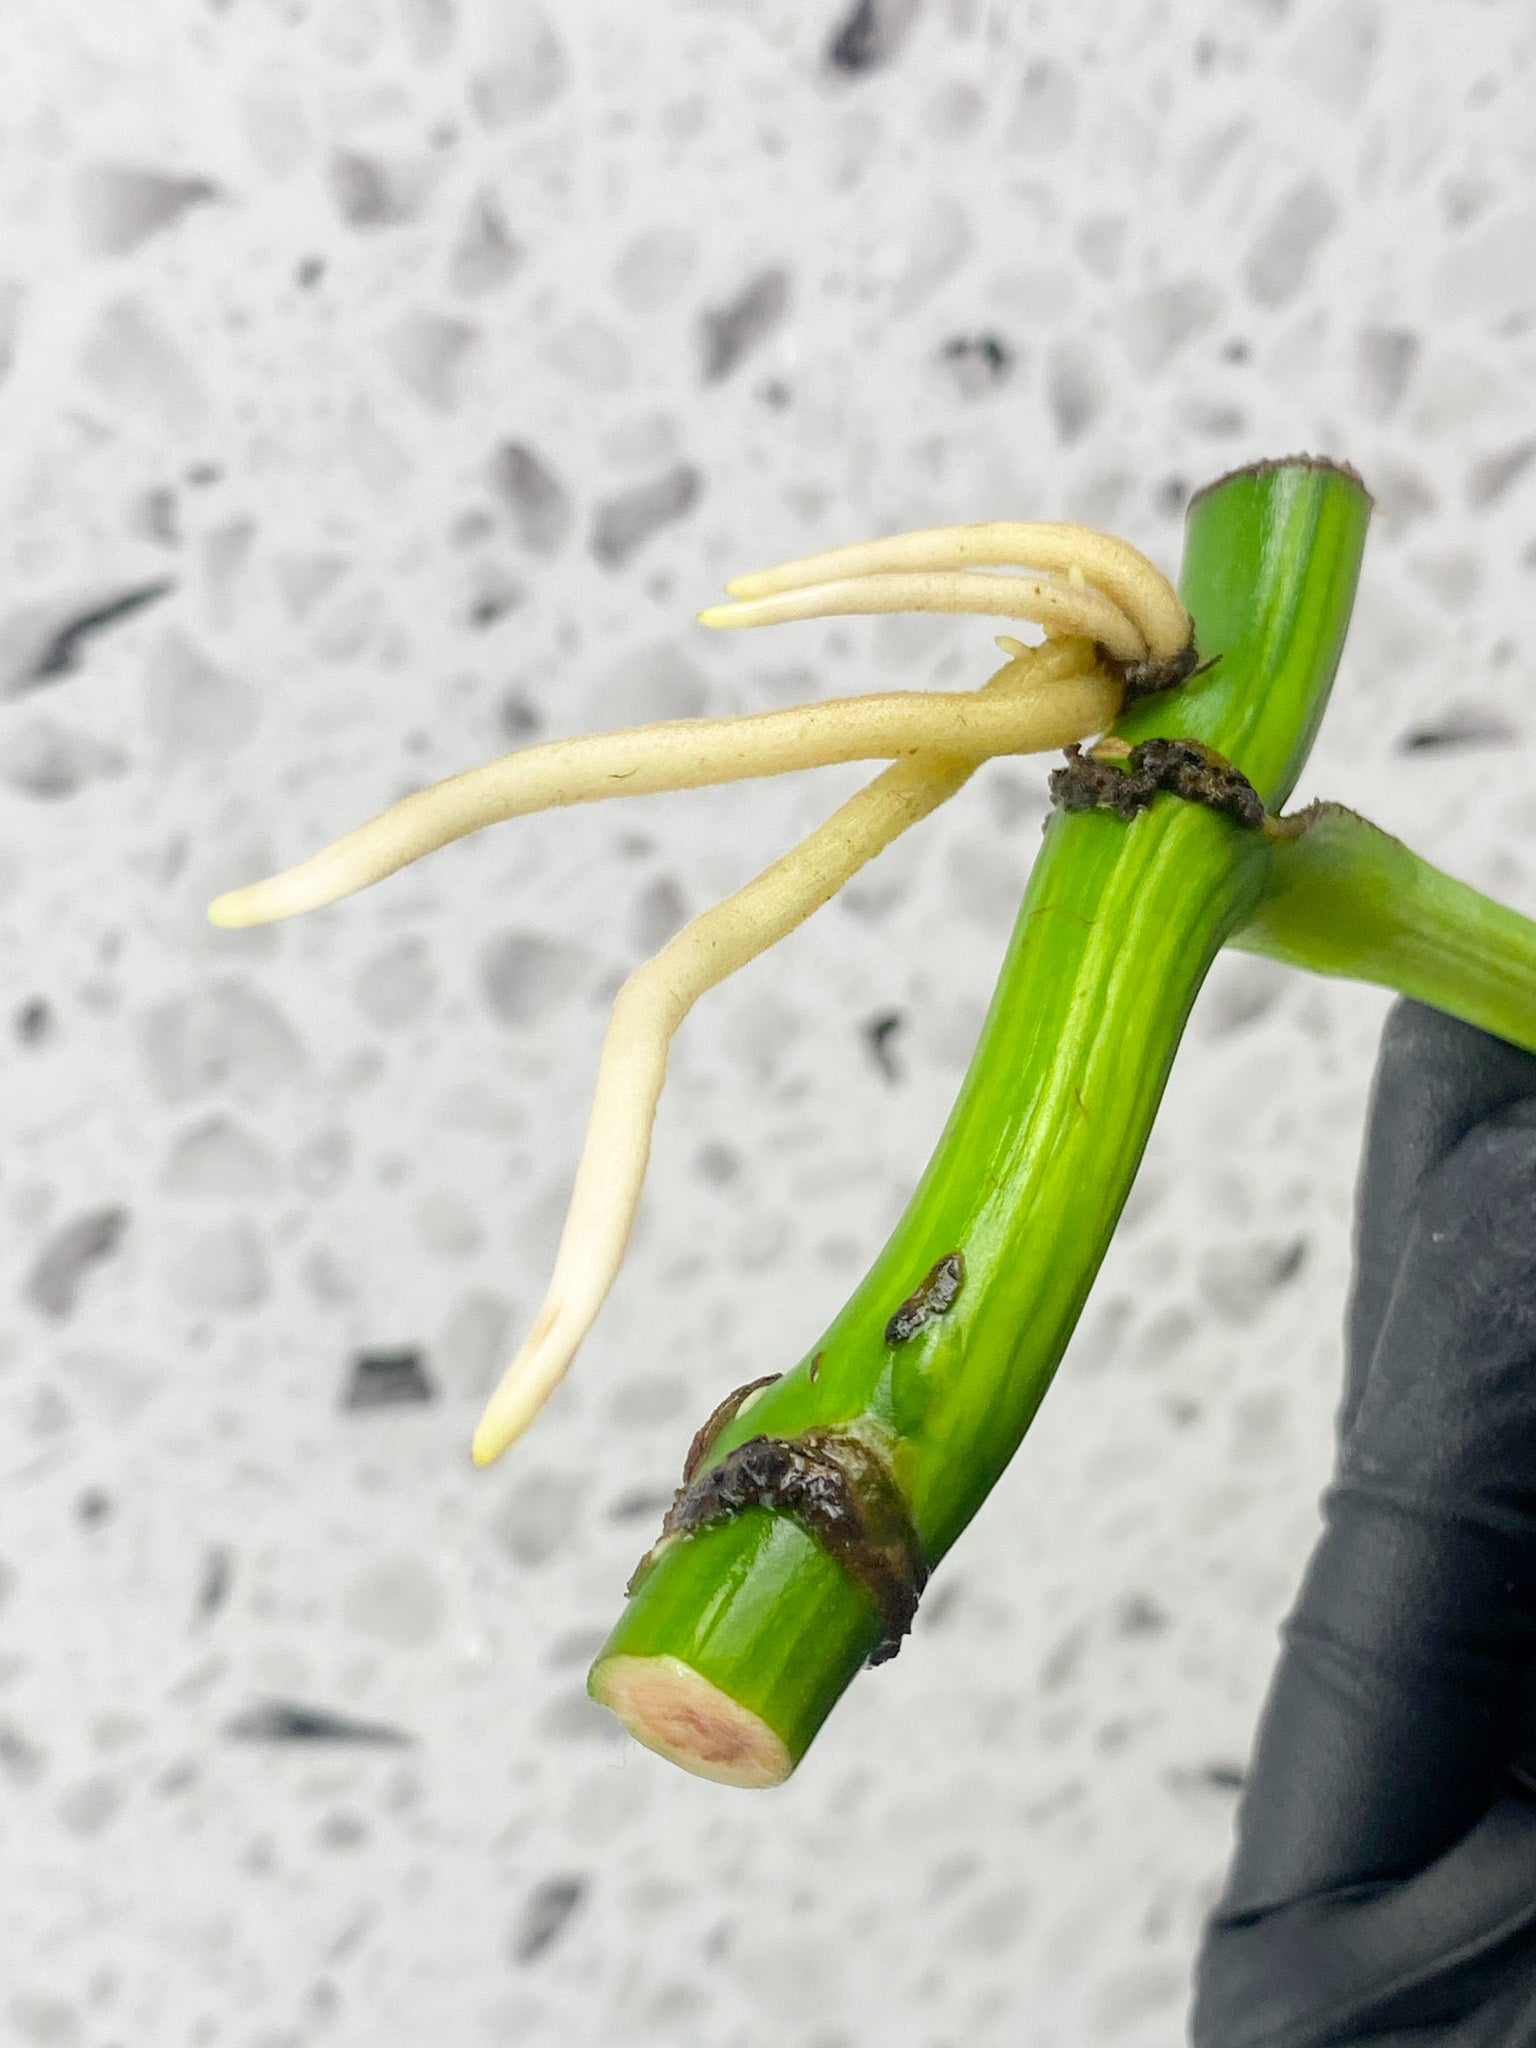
884, 1251, 966, 1346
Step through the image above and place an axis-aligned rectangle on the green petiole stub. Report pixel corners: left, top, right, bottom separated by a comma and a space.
590, 456, 1536, 1783
1235, 801, 1536, 1059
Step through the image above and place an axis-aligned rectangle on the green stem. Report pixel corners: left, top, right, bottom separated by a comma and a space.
590, 459, 1373, 1784
1233, 802, 1536, 1056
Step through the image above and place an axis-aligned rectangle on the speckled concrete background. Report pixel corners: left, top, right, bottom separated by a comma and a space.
0, 1, 1533, 2043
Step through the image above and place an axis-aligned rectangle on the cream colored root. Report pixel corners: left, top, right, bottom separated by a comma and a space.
699, 568, 1147, 665
470, 638, 1107, 1463
469, 752, 980, 1464
720, 520, 1191, 661
208, 653, 1118, 930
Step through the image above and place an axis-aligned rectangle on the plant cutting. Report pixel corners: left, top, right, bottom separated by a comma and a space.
212, 455, 1536, 1787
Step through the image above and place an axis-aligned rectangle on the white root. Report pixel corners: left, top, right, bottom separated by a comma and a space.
699, 568, 1147, 664
208, 662, 1120, 930
717, 519, 1191, 661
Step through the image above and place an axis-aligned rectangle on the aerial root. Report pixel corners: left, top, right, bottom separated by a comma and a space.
206, 511, 1191, 1465
708, 519, 1191, 663
209, 658, 1121, 930
699, 568, 1148, 664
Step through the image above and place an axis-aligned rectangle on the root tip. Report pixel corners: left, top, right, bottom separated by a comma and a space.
470, 1411, 517, 1467
206, 892, 253, 929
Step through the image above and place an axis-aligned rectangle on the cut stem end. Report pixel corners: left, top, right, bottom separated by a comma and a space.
589, 1652, 793, 1788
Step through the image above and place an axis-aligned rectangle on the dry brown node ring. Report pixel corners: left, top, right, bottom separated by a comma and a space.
631, 1424, 929, 1666
1048, 735, 1268, 833
1097, 637, 1207, 706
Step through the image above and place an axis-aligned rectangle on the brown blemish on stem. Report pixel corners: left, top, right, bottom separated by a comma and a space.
884, 1250, 966, 1346
634, 1428, 929, 1664
1048, 737, 1266, 832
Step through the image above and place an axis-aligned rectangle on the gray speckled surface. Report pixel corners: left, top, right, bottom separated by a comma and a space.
1, 1, 1534, 2042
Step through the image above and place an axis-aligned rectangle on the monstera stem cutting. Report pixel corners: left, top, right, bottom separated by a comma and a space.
212, 456, 1536, 1788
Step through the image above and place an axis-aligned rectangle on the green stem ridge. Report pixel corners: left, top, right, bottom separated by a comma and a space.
590, 459, 1373, 1783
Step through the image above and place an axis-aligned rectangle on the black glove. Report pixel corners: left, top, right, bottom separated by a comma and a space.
1192, 1000, 1536, 2047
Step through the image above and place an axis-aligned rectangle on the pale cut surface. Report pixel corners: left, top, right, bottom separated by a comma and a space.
590, 1654, 793, 1789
